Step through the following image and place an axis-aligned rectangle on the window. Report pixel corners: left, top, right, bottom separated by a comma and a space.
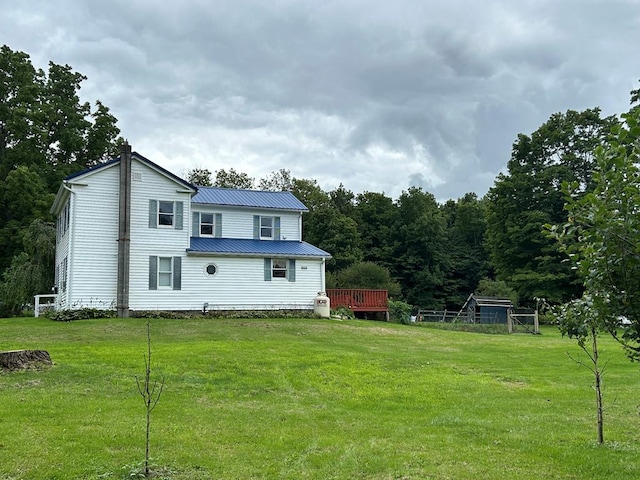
57, 202, 70, 240
149, 256, 182, 290
158, 257, 173, 287
253, 215, 280, 240
158, 201, 174, 227
192, 212, 221, 237
264, 258, 296, 282
272, 259, 287, 278
149, 200, 183, 230
201, 213, 214, 236
260, 216, 273, 239
206, 264, 217, 275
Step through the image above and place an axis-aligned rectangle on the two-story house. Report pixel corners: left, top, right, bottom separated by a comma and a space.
50, 145, 330, 315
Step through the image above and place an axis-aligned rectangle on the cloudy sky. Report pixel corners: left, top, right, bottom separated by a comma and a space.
2, 0, 639, 201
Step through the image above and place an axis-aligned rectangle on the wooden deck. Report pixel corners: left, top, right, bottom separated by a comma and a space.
326, 289, 389, 313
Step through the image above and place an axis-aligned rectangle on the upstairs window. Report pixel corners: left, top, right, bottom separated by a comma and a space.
253, 215, 281, 240
158, 201, 174, 227
200, 213, 214, 236
260, 216, 273, 239
192, 212, 222, 237
149, 200, 183, 230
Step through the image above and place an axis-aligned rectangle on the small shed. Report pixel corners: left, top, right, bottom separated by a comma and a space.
463, 294, 513, 324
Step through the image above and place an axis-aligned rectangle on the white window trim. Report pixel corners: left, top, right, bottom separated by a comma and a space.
272, 258, 287, 279
200, 212, 215, 237
158, 257, 173, 288
260, 216, 274, 240
158, 201, 175, 228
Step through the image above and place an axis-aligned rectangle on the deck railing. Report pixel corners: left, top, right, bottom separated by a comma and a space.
326, 289, 389, 312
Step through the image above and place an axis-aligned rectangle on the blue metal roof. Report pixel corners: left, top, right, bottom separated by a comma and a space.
187, 238, 330, 257
192, 187, 308, 211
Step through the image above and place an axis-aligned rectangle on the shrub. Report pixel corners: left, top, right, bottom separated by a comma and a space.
331, 306, 355, 319
332, 262, 402, 296
48, 308, 117, 322
389, 300, 412, 324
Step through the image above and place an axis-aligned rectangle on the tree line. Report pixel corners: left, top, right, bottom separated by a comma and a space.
0, 43, 637, 319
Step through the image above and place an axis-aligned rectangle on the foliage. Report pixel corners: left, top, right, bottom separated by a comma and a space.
186, 168, 212, 186
212, 168, 255, 189
353, 191, 398, 271
474, 278, 519, 305
48, 307, 117, 321
548, 103, 640, 360
0, 219, 56, 315
392, 187, 447, 308
330, 306, 355, 319
485, 108, 618, 306
551, 297, 607, 443
302, 206, 363, 272
440, 193, 491, 309
132, 309, 319, 319
259, 168, 292, 191
388, 299, 412, 324
331, 261, 401, 297
0, 44, 121, 300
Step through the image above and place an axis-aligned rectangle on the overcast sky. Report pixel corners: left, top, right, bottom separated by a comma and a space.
2, 0, 639, 201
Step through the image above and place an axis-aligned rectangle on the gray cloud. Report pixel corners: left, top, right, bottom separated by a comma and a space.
2, 0, 639, 201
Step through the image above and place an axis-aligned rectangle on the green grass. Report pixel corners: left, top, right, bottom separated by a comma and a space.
1, 317, 639, 479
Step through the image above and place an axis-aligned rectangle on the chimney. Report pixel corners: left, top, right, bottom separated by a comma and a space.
117, 142, 132, 318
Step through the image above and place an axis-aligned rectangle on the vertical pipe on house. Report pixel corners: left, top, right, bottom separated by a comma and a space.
117, 142, 132, 317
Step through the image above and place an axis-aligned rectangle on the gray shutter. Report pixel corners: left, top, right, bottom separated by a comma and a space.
215, 213, 222, 237
264, 258, 271, 281
288, 259, 296, 282
149, 200, 157, 228
175, 202, 183, 230
149, 256, 157, 290
274, 216, 281, 240
192, 212, 200, 237
173, 257, 182, 290
253, 215, 260, 239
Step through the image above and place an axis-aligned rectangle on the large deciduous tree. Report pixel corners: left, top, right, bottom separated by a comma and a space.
0, 44, 121, 311
440, 193, 490, 309
392, 187, 447, 308
212, 168, 255, 189
549, 100, 640, 360
485, 108, 618, 306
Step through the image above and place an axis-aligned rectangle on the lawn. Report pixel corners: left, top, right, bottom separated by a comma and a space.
1, 317, 639, 479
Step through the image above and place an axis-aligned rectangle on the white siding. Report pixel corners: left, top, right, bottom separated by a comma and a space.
128, 159, 193, 310
54, 155, 325, 313
54, 196, 71, 309
66, 164, 120, 308
134, 255, 323, 311
202, 207, 301, 240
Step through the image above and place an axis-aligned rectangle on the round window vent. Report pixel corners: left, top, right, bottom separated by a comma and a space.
206, 264, 217, 275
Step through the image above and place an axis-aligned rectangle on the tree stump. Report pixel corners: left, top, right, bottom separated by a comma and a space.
0, 350, 52, 371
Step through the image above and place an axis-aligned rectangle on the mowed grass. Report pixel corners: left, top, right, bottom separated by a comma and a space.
1, 318, 640, 479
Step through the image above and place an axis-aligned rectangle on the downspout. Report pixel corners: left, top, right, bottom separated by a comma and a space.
320, 257, 326, 292
117, 142, 132, 318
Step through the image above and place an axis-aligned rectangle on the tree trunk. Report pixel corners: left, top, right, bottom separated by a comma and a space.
0, 350, 52, 371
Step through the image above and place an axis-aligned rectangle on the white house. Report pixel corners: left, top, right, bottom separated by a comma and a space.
50, 145, 331, 315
